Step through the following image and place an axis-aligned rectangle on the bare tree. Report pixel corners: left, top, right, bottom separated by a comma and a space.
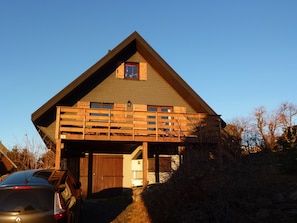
253, 106, 268, 149
266, 110, 280, 151
222, 102, 297, 154
6, 134, 54, 170
277, 102, 297, 128
252, 103, 297, 151
15, 134, 47, 169
38, 150, 56, 168
6, 146, 34, 170
277, 102, 297, 148
228, 117, 249, 140
253, 106, 280, 151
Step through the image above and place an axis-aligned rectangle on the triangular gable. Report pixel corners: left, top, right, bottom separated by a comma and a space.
32, 31, 220, 126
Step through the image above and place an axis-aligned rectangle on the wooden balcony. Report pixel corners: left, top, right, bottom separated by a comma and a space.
55, 107, 221, 144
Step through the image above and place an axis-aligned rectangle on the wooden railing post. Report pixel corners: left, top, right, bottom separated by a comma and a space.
155, 112, 158, 141
55, 106, 62, 170
132, 111, 135, 141
83, 108, 86, 139
55, 106, 61, 140
108, 109, 111, 140
177, 113, 181, 140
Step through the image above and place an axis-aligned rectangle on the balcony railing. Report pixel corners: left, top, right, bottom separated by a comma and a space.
55, 106, 221, 143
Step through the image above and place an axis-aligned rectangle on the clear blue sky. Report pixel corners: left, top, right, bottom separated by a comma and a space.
1, 0, 296, 149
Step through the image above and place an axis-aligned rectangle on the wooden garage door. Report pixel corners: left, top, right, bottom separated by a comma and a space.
92, 155, 123, 193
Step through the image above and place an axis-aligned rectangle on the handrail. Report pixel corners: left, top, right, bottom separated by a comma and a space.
55, 106, 221, 143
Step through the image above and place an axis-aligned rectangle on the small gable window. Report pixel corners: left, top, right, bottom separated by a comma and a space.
116, 62, 147, 80
125, 63, 139, 79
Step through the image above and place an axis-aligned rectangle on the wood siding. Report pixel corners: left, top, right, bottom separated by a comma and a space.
37, 52, 209, 143
80, 53, 198, 113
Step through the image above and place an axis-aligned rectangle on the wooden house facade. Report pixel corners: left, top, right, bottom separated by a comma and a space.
31, 32, 224, 197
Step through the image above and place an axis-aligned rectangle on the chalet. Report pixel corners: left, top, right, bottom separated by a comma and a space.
31, 32, 224, 197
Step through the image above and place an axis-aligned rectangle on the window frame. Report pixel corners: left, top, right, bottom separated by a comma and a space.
147, 106, 173, 131
124, 62, 139, 80
90, 102, 113, 110
90, 102, 113, 117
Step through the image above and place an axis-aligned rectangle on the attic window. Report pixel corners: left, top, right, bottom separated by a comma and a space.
124, 63, 139, 79
116, 62, 147, 80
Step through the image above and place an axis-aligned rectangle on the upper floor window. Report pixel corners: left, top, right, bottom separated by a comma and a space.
148, 106, 172, 113
90, 102, 113, 117
125, 63, 139, 79
90, 102, 113, 109
147, 106, 173, 131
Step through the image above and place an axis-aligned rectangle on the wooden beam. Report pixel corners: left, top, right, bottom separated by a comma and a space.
155, 151, 160, 183
55, 106, 61, 140
142, 142, 148, 189
55, 139, 61, 170
217, 117, 223, 170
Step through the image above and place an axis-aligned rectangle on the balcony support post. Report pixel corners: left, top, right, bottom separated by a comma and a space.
142, 142, 148, 189
87, 152, 93, 197
55, 138, 61, 170
217, 116, 223, 170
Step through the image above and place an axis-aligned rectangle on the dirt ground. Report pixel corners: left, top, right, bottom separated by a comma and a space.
111, 192, 152, 223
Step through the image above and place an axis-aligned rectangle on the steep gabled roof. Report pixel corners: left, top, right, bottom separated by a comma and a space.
0, 141, 17, 175
0, 141, 9, 154
32, 31, 221, 126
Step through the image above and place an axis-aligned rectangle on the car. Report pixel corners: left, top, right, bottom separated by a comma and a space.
0, 169, 82, 223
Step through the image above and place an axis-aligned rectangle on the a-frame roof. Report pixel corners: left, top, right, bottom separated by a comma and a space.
0, 141, 9, 154
32, 31, 221, 126
0, 141, 17, 175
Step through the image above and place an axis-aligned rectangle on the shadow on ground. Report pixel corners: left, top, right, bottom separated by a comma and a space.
79, 188, 133, 223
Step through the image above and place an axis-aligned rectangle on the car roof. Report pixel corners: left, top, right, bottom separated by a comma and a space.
0, 169, 66, 188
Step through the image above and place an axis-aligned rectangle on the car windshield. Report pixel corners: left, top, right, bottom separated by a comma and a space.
0, 188, 53, 213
